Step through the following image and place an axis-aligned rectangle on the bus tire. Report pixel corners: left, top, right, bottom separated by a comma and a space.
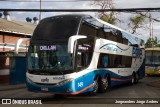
131, 73, 135, 84
135, 72, 139, 83
131, 72, 138, 84
99, 75, 110, 93
89, 77, 99, 95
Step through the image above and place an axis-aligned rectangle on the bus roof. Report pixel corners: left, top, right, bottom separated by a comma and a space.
41, 14, 144, 41
94, 16, 144, 41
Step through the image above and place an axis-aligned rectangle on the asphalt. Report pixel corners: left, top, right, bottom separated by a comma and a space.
146, 80, 160, 88
0, 83, 26, 91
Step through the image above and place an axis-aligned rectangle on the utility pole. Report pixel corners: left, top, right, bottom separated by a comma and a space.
149, 13, 154, 48
39, 0, 41, 20
149, 14, 152, 38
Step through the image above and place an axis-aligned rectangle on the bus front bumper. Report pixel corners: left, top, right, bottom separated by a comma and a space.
26, 78, 94, 95
26, 78, 76, 94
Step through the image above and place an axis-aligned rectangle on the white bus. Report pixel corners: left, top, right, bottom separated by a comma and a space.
26, 14, 145, 95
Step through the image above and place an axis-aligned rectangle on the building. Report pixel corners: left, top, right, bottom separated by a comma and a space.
0, 11, 36, 83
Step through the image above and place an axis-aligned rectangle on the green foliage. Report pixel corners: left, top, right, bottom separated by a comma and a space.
129, 15, 146, 34
130, 15, 145, 25
91, 0, 117, 25
145, 36, 160, 48
100, 13, 116, 25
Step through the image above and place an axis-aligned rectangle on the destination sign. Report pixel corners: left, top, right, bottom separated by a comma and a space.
78, 45, 88, 51
40, 45, 56, 51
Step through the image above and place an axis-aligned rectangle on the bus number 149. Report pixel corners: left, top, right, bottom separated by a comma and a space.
78, 82, 83, 87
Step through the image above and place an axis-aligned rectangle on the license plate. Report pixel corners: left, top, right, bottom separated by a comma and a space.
41, 87, 48, 91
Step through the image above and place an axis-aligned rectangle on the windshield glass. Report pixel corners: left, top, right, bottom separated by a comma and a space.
28, 44, 73, 75
32, 15, 81, 41
145, 51, 160, 65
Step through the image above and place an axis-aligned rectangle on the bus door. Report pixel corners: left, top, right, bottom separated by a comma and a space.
73, 37, 94, 91
75, 38, 94, 71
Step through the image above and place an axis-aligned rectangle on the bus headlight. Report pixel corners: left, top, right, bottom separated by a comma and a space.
26, 77, 32, 83
57, 78, 74, 86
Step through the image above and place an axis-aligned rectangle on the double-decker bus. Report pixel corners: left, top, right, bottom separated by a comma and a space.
26, 14, 145, 95
145, 47, 160, 76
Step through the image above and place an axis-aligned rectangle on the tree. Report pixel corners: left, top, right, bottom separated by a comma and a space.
128, 13, 160, 35
128, 14, 146, 34
91, 0, 118, 25
145, 36, 159, 48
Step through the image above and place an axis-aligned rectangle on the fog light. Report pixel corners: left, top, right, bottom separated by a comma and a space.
66, 88, 72, 93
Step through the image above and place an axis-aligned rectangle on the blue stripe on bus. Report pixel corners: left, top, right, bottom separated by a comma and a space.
26, 69, 133, 94
26, 59, 145, 94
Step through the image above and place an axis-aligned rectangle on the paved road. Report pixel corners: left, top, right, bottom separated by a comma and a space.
0, 76, 160, 104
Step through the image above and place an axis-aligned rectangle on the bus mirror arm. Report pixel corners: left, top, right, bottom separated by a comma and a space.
68, 35, 87, 54
15, 38, 31, 55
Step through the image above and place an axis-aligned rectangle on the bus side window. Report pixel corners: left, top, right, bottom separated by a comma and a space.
97, 54, 109, 68
98, 54, 132, 68
114, 56, 122, 68
97, 27, 105, 39
123, 38, 128, 45
103, 55, 109, 67
107, 32, 114, 41
121, 56, 132, 67
79, 18, 97, 37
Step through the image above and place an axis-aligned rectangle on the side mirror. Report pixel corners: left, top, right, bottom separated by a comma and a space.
68, 35, 87, 54
15, 38, 31, 54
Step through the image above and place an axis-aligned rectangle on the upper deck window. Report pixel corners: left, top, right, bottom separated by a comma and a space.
32, 16, 81, 41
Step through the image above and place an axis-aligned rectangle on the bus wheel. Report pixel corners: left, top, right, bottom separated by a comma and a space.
131, 73, 135, 84
135, 73, 139, 83
131, 72, 138, 84
90, 77, 99, 95
99, 75, 110, 93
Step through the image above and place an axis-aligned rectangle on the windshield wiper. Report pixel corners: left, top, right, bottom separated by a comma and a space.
51, 64, 64, 75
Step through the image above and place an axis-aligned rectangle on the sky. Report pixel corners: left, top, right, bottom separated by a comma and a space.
0, 0, 160, 42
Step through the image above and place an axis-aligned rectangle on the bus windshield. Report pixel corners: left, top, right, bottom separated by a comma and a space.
145, 50, 160, 66
28, 44, 73, 75
31, 15, 81, 41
